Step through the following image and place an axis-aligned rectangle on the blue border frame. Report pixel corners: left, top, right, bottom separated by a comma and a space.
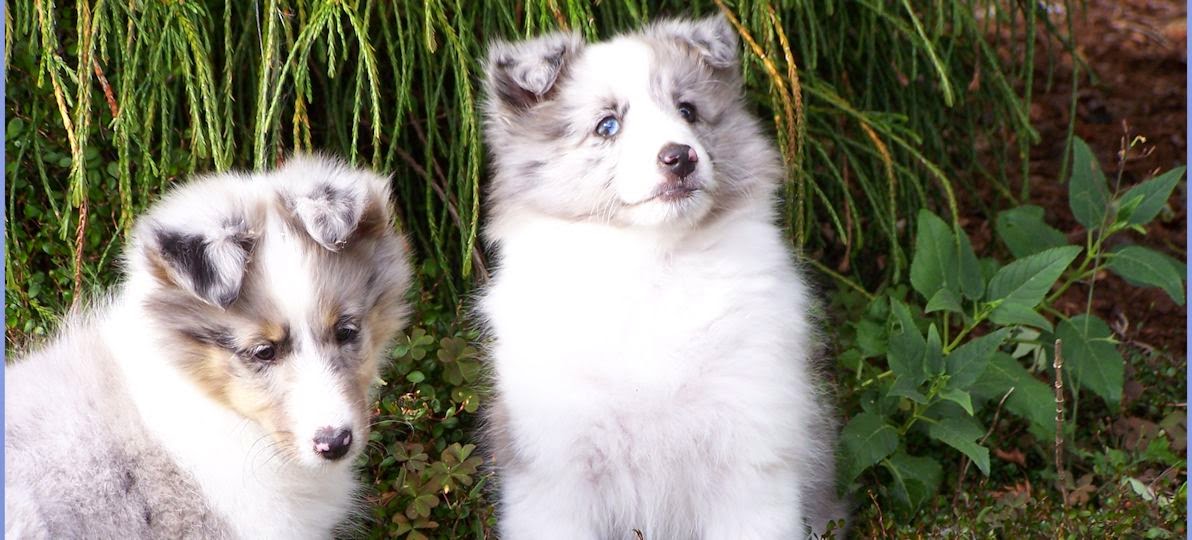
2, 0, 9, 521
1185, 0, 1190, 528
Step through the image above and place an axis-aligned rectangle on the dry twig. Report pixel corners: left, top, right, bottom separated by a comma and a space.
868, 489, 888, 539
1054, 339, 1069, 512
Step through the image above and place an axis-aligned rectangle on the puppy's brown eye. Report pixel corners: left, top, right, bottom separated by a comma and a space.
335, 324, 359, 344
677, 102, 697, 123
252, 345, 276, 361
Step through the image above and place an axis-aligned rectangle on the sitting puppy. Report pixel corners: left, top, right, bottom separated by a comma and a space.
479, 15, 847, 539
5, 156, 412, 539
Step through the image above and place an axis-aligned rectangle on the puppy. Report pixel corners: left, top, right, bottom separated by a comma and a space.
478, 15, 847, 539
5, 156, 412, 539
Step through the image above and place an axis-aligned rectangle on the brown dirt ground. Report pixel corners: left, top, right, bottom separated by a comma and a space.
1015, 0, 1185, 369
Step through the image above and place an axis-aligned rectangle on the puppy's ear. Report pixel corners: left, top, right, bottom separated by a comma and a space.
138, 188, 257, 309
484, 32, 583, 114
278, 155, 393, 252
651, 15, 740, 69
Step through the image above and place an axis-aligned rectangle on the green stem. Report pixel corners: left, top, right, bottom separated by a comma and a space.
1046, 265, 1098, 305
943, 311, 950, 346
805, 258, 875, 300
945, 306, 992, 352
858, 370, 895, 388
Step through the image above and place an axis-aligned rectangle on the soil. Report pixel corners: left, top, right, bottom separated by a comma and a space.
1006, 0, 1186, 365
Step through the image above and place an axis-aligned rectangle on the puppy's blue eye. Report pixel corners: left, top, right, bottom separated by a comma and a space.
678, 102, 698, 123
595, 116, 620, 137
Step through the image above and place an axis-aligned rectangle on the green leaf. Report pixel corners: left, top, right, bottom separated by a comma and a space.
956, 228, 986, 300
460, 358, 481, 382
882, 451, 942, 513
1106, 245, 1185, 305
971, 353, 1056, 439
1009, 328, 1043, 359
925, 288, 963, 314
6, 118, 25, 140
410, 493, 439, 518
927, 416, 990, 475
853, 318, 888, 358
838, 349, 863, 372
1068, 137, 1110, 229
939, 388, 974, 415
866, 295, 892, 320
910, 210, 959, 301
1057, 315, 1124, 407
1125, 477, 1157, 502
988, 301, 1054, 331
888, 374, 928, 404
946, 328, 1010, 389
1115, 193, 1146, 226
887, 299, 927, 381
840, 412, 899, 482
995, 205, 1069, 258
986, 245, 1082, 306
444, 357, 483, 386
978, 257, 1001, 285
1119, 166, 1185, 225
925, 324, 944, 374
451, 387, 480, 413
406, 370, 427, 384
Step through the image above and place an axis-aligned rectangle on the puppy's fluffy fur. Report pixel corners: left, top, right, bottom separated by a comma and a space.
5, 156, 412, 539
479, 16, 847, 539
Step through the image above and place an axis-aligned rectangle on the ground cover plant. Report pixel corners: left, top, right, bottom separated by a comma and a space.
6, 0, 1186, 538
836, 134, 1186, 536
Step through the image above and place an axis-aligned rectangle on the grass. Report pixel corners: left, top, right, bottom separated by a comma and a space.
7, 1, 1062, 342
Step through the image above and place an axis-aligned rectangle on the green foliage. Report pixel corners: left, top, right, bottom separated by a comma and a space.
6, 0, 1064, 345
883, 450, 943, 512
945, 328, 1010, 391
837, 139, 1185, 516
848, 344, 1187, 538
909, 210, 958, 303
994, 205, 1069, 258
1056, 315, 1123, 407
969, 352, 1055, 439
361, 264, 492, 539
1118, 166, 1186, 227
840, 412, 899, 483
1106, 245, 1186, 305
927, 415, 989, 475
1068, 137, 1111, 230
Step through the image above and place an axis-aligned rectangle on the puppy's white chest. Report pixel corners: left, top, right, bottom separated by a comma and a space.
492, 256, 734, 384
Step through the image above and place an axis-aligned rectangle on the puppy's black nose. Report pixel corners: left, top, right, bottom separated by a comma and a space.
658, 143, 698, 179
313, 427, 353, 461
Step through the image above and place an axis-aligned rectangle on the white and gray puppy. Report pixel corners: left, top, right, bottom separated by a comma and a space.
479, 15, 847, 539
5, 156, 412, 539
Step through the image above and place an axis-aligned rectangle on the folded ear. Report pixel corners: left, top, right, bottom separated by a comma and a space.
649, 15, 740, 69
137, 185, 258, 309
484, 31, 583, 115
277, 155, 393, 252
